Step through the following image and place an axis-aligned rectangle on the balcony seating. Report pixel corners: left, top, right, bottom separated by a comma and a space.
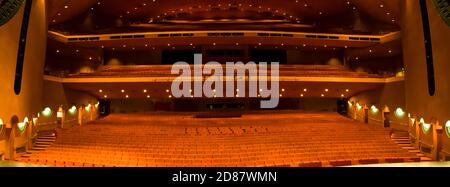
60, 65, 385, 79
18, 111, 419, 167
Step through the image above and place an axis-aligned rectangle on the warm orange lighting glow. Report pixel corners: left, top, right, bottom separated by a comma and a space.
356, 103, 362, 110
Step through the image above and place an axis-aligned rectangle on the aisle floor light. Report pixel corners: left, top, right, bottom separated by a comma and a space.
445, 121, 450, 136
0, 118, 3, 133
420, 118, 431, 134
42, 107, 52, 117
356, 103, 362, 110
17, 117, 29, 132
395, 108, 405, 118
370, 105, 379, 113
68, 106, 77, 115
85, 104, 91, 112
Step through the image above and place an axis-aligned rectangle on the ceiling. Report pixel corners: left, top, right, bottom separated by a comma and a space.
47, 0, 401, 33
44, 0, 404, 68
42, 0, 407, 100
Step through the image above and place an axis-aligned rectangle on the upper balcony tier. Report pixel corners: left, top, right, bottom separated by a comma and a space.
49, 65, 386, 79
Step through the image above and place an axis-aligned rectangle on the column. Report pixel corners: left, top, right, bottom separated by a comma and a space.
59, 108, 65, 129
90, 104, 94, 121
78, 107, 83, 126
415, 120, 421, 148
382, 106, 391, 128
4, 126, 16, 161
363, 105, 369, 124
432, 121, 443, 161
26, 122, 33, 151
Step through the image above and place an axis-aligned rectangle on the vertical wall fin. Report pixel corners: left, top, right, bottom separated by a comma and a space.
13, 0, 33, 95
419, 0, 436, 96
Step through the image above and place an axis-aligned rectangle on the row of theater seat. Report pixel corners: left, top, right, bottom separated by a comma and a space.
19, 112, 419, 167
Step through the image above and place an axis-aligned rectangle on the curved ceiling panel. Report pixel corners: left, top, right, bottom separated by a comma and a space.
46, 0, 404, 29
47, 0, 97, 24
99, 0, 352, 20
48, 0, 357, 25
351, 0, 401, 25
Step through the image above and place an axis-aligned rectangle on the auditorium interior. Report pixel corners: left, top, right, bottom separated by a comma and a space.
0, 0, 450, 167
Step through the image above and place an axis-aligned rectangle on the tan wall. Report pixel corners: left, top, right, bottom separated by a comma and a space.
298, 98, 338, 112
0, 0, 47, 155
287, 50, 344, 65
110, 99, 155, 113
400, 0, 450, 123
40, 80, 99, 126
400, 0, 450, 158
348, 81, 407, 129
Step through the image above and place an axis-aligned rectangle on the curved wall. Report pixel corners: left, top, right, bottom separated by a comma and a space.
0, 0, 47, 157
400, 0, 450, 123
400, 0, 450, 159
0, 0, 46, 124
